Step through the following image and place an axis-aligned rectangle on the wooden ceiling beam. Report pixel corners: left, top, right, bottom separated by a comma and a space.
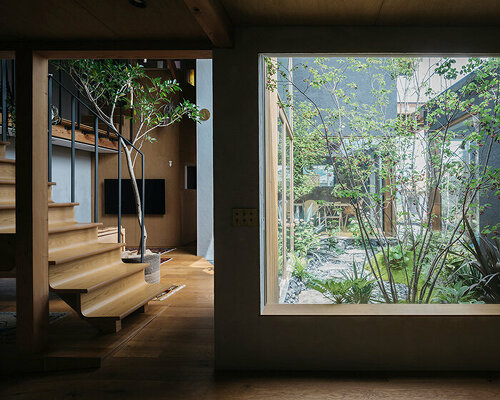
183, 0, 233, 48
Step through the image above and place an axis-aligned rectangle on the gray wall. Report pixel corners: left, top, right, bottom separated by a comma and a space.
293, 57, 398, 134
6, 140, 92, 223
50, 146, 92, 223
196, 59, 214, 262
214, 26, 500, 371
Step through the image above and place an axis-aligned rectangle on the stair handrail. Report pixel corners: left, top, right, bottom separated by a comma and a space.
48, 74, 146, 262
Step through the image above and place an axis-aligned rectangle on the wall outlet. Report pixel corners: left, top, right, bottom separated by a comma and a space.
232, 208, 259, 227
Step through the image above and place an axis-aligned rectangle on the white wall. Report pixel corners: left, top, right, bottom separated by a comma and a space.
196, 59, 214, 262
6, 140, 92, 223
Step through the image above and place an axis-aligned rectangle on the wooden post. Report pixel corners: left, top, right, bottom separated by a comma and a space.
289, 134, 294, 255
264, 58, 279, 304
281, 122, 287, 283
15, 50, 49, 352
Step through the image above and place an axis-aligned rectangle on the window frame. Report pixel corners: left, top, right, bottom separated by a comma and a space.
259, 53, 500, 316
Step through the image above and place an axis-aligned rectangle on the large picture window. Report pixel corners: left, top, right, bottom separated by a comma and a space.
263, 56, 500, 306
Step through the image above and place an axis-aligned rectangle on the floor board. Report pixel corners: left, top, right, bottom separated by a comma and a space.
1, 249, 500, 399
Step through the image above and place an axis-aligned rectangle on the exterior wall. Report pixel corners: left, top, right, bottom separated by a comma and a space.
213, 26, 500, 370
6, 139, 92, 222
196, 59, 214, 262
481, 143, 500, 235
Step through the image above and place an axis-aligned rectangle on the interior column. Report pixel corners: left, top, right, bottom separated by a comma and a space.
15, 49, 49, 352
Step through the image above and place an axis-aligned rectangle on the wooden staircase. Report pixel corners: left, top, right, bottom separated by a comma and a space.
0, 141, 170, 333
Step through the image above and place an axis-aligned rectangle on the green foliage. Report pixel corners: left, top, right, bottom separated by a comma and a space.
431, 282, 484, 304
290, 254, 310, 281
55, 59, 200, 145
267, 55, 500, 303
309, 263, 376, 304
56, 59, 200, 251
341, 259, 376, 303
459, 218, 500, 303
279, 204, 323, 258
308, 278, 353, 304
290, 221, 321, 257
292, 102, 328, 198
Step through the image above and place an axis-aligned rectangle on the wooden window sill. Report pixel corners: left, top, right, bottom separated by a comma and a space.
262, 303, 500, 316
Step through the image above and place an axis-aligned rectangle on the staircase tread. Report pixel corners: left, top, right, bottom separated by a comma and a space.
48, 202, 79, 208
0, 158, 15, 164
49, 222, 102, 234
0, 202, 78, 210
49, 241, 124, 264
0, 222, 102, 234
83, 280, 171, 319
0, 180, 56, 185
50, 261, 149, 293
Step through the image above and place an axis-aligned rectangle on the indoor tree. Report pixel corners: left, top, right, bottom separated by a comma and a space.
57, 60, 200, 252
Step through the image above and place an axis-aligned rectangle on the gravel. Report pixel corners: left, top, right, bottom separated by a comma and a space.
283, 237, 408, 304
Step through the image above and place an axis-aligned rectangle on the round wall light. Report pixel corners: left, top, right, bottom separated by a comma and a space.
200, 109, 211, 121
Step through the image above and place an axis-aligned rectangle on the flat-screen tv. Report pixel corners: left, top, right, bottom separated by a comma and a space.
104, 179, 165, 215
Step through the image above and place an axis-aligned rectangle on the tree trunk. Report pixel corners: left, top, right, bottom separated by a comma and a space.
122, 139, 148, 253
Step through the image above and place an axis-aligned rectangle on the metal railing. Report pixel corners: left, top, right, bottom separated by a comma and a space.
48, 74, 146, 261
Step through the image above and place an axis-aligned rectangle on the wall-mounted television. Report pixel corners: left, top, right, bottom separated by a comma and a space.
104, 179, 165, 215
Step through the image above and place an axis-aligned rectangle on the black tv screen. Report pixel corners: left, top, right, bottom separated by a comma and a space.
104, 179, 165, 215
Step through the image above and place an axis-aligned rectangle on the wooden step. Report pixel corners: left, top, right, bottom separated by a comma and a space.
50, 260, 148, 294
82, 279, 170, 320
0, 141, 10, 158
49, 222, 102, 253
49, 242, 124, 265
48, 202, 78, 224
0, 201, 78, 229
49, 243, 126, 290
0, 180, 15, 202
0, 158, 15, 179
0, 180, 55, 202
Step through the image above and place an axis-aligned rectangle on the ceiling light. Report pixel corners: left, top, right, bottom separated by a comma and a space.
129, 0, 146, 8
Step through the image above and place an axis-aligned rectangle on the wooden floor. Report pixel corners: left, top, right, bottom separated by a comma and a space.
2, 249, 500, 399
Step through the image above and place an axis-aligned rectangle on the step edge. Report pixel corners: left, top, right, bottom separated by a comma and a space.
49, 222, 103, 234
51, 262, 149, 294
49, 242, 124, 264
83, 281, 170, 320
0, 202, 79, 210
0, 180, 56, 185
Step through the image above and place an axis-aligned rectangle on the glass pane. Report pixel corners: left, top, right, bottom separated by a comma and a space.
265, 56, 500, 305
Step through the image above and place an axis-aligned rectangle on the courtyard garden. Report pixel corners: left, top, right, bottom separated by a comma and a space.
268, 56, 500, 304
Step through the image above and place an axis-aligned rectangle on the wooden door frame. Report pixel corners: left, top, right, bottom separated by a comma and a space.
8, 46, 212, 352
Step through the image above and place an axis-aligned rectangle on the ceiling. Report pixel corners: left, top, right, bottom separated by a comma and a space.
0, 0, 498, 46
220, 0, 500, 27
